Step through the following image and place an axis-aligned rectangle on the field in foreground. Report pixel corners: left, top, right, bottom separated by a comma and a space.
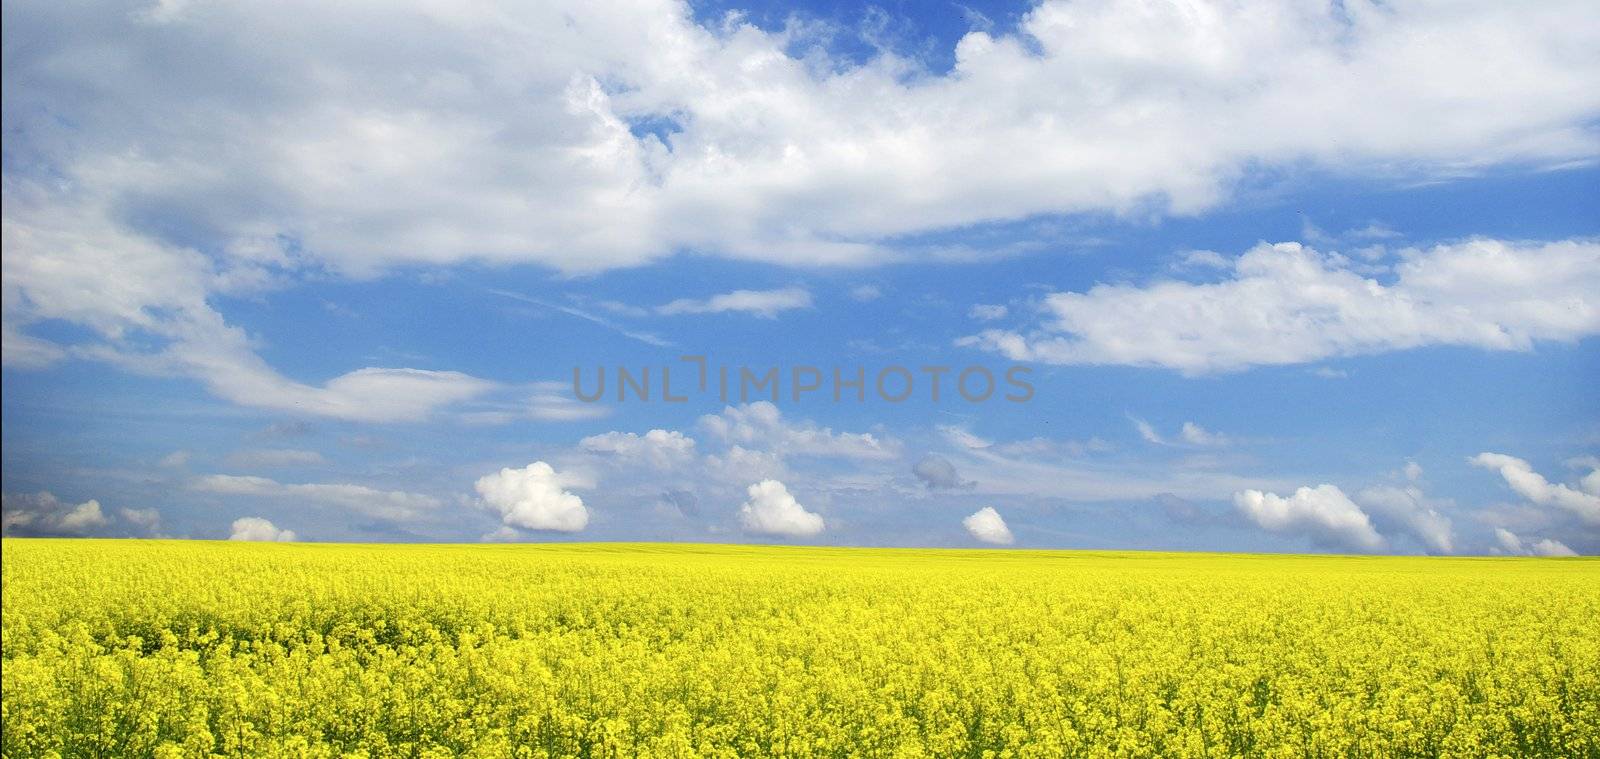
2, 541, 1596, 758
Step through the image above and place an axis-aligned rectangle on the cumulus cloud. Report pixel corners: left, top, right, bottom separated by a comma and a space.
700, 402, 896, 459
6, 0, 1596, 281
48, 500, 104, 532
964, 239, 1600, 373
1356, 483, 1455, 554
913, 454, 974, 490
657, 288, 812, 318
474, 461, 589, 533
2, 492, 167, 537
7, 0, 1598, 408
1494, 527, 1578, 557
1234, 485, 1386, 552
963, 506, 1014, 545
480, 525, 524, 542
229, 517, 296, 542
738, 479, 824, 537
190, 474, 440, 522
704, 445, 789, 485
1470, 452, 1600, 525
581, 429, 697, 469
2, 492, 109, 536
119, 507, 162, 534
1174, 250, 1230, 271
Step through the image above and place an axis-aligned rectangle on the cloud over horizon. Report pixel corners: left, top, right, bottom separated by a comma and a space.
1, 0, 1595, 554
475, 462, 590, 533
963, 506, 1014, 545
739, 480, 825, 537
1234, 484, 1386, 552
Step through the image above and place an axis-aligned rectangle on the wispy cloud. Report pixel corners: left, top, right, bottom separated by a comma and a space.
488, 289, 673, 347
657, 288, 812, 319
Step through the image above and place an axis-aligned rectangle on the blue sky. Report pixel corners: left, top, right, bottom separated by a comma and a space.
3, 0, 1598, 554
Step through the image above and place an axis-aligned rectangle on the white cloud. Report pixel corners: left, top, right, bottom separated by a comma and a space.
474, 461, 589, 533
1, 492, 169, 537
1234, 484, 1386, 552
489, 290, 673, 348
167, 356, 492, 424
913, 454, 973, 490
1561, 456, 1600, 498
1470, 452, 1600, 524
56, 500, 107, 533
1494, 527, 1578, 557
1356, 483, 1455, 554
700, 402, 896, 460
119, 507, 162, 533
480, 525, 524, 542
963, 506, 1014, 545
1179, 422, 1228, 447
529, 382, 613, 421
7, 0, 1599, 406
461, 380, 614, 425
1131, 418, 1165, 445
1174, 250, 1230, 270
1532, 540, 1577, 558
191, 474, 441, 522
229, 517, 296, 542
2, 192, 493, 421
964, 239, 1600, 373
968, 304, 1008, 321
657, 288, 812, 318
704, 445, 789, 485
159, 450, 192, 468
738, 479, 824, 537
938, 425, 992, 450
2, 492, 108, 536
1131, 418, 1228, 447
581, 429, 696, 468
1, 323, 65, 368
1403, 460, 1424, 482
6, 0, 1595, 281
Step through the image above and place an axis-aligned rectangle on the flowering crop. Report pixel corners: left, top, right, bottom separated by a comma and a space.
2, 540, 1596, 757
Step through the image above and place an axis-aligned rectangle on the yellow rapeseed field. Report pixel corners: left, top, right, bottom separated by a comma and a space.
2, 540, 1596, 758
